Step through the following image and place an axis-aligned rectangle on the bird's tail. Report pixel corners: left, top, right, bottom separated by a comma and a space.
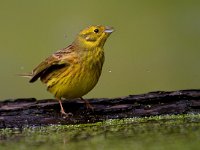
17, 73, 33, 79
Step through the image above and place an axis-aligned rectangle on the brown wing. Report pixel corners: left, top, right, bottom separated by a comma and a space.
29, 45, 74, 83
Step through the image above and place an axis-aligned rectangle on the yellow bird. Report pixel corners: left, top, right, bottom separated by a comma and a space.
23, 25, 114, 116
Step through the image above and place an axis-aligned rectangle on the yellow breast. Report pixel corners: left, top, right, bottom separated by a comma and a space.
47, 49, 104, 99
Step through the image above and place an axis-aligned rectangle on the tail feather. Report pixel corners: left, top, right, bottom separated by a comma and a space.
17, 73, 33, 79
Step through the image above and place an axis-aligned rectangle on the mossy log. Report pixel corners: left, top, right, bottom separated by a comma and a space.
0, 89, 200, 128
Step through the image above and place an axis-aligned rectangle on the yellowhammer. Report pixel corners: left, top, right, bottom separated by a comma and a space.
22, 25, 114, 116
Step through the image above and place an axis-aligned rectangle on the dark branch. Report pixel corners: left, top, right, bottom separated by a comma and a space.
0, 89, 200, 128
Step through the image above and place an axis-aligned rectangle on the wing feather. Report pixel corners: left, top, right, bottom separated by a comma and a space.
29, 45, 75, 83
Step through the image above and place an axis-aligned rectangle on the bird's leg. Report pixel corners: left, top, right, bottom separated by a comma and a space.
57, 98, 71, 117
80, 97, 94, 110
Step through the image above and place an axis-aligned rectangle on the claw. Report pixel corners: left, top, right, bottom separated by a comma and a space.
57, 99, 73, 117
60, 110, 73, 118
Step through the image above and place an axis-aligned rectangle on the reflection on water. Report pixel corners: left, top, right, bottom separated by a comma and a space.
0, 114, 200, 150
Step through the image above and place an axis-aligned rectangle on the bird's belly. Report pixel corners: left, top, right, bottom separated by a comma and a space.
47, 65, 101, 99
61, 72, 99, 98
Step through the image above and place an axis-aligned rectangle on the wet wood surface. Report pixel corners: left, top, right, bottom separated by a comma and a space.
0, 89, 200, 128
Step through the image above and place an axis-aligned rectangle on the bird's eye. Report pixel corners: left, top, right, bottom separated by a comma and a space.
94, 29, 99, 33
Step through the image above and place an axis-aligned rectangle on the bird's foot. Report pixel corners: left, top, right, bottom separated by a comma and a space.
85, 102, 94, 110
80, 97, 94, 111
60, 110, 73, 118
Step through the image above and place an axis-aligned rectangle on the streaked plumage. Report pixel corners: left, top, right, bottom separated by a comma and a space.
23, 25, 114, 116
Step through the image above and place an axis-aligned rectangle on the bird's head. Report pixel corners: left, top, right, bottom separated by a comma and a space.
75, 25, 114, 49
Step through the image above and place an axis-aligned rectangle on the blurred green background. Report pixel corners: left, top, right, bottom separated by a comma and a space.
0, 0, 200, 100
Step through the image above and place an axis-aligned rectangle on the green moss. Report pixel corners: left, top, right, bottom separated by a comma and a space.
1, 114, 200, 136
0, 114, 200, 150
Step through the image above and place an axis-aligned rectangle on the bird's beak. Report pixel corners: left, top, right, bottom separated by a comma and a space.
104, 26, 114, 33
